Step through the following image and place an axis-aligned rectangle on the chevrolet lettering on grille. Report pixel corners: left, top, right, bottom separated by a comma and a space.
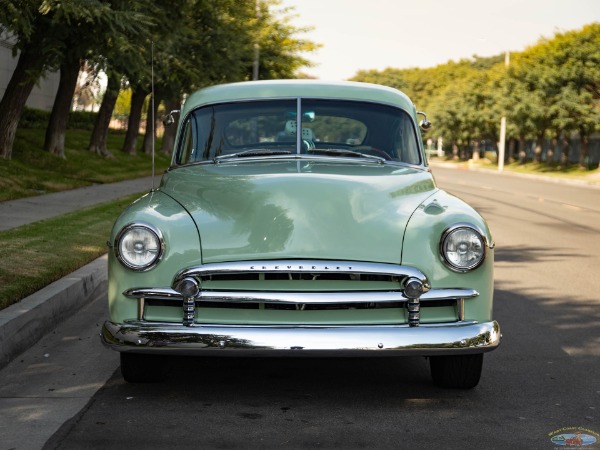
249, 264, 353, 271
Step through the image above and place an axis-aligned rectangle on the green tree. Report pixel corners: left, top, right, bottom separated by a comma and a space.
146, 0, 318, 155
251, 1, 317, 80
352, 57, 505, 160
86, 0, 163, 157
547, 24, 600, 168
350, 25, 599, 169
0, 1, 61, 160
503, 72, 537, 163
0, 0, 151, 160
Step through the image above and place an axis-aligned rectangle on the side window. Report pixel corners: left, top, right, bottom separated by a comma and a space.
177, 117, 195, 164
394, 119, 420, 165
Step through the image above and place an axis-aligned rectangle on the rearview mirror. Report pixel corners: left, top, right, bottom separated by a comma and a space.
286, 111, 316, 122
303, 111, 315, 122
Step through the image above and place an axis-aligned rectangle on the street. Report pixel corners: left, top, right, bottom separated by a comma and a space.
1, 165, 599, 449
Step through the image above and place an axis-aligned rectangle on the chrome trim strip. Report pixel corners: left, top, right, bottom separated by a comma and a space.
173, 260, 430, 286
123, 287, 478, 304
137, 298, 145, 321
125, 287, 182, 299
101, 320, 501, 356
422, 289, 479, 300
200, 291, 408, 304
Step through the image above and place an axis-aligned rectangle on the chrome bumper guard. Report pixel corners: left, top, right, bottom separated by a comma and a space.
101, 320, 501, 356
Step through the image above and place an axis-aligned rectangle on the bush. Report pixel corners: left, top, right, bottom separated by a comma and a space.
18, 108, 50, 129
67, 111, 97, 130
17, 108, 99, 131
484, 151, 497, 163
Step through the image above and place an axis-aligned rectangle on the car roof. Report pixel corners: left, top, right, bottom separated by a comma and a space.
181, 80, 416, 116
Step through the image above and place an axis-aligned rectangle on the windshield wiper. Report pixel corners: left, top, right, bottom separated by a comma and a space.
214, 149, 293, 161
306, 148, 386, 163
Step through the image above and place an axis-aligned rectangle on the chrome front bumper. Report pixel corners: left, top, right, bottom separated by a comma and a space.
101, 320, 501, 356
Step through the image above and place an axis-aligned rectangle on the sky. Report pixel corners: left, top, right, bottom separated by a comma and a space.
279, 0, 600, 80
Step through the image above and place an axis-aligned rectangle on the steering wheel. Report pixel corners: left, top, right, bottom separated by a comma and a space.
302, 139, 315, 151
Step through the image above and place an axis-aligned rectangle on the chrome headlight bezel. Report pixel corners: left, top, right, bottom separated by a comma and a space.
439, 223, 488, 273
114, 222, 164, 271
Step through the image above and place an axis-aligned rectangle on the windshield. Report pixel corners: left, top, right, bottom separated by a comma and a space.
175, 99, 421, 165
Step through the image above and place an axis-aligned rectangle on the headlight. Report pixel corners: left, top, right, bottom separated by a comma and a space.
440, 224, 486, 272
115, 223, 164, 271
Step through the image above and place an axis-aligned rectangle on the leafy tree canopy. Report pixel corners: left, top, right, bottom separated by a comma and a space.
350, 22, 600, 163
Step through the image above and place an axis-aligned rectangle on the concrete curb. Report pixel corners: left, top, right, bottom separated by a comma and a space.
0, 255, 108, 370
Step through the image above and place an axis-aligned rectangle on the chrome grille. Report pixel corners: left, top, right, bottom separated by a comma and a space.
124, 260, 478, 325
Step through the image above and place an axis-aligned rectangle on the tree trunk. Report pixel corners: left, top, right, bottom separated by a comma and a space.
122, 86, 149, 155
461, 141, 471, 161
88, 72, 121, 157
452, 141, 459, 160
142, 92, 161, 155
518, 134, 527, 164
472, 140, 480, 161
508, 138, 516, 163
578, 128, 589, 169
44, 58, 82, 159
533, 132, 544, 164
160, 98, 180, 155
547, 133, 558, 166
0, 49, 42, 160
560, 135, 571, 168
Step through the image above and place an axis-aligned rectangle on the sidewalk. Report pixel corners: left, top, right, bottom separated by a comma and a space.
0, 175, 156, 231
0, 176, 156, 369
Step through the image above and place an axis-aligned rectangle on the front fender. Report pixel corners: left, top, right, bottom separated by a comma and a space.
402, 191, 494, 323
108, 191, 201, 323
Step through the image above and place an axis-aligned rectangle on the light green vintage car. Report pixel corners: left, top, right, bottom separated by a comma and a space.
102, 80, 500, 388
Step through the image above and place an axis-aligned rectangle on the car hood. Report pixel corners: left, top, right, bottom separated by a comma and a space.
159, 160, 437, 264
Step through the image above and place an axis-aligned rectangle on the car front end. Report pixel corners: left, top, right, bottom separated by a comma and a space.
102, 80, 500, 387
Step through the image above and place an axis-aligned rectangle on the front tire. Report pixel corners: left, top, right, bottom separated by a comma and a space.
120, 353, 168, 383
429, 354, 483, 389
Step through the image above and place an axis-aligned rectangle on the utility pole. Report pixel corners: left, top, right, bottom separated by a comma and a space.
498, 50, 510, 172
252, 0, 261, 81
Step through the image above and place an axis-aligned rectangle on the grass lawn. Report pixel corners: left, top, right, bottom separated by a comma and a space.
482, 160, 600, 183
0, 127, 171, 309
0, 194, 140, 310
0, 128, 171, 202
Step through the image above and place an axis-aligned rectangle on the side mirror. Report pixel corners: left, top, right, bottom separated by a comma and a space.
416, 111, 432, 131
163, 109, 180, 127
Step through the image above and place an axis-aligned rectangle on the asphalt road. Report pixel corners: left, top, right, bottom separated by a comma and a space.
2, 166, 599, 449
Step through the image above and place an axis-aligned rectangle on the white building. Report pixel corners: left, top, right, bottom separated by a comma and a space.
0, 32, 59, 111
